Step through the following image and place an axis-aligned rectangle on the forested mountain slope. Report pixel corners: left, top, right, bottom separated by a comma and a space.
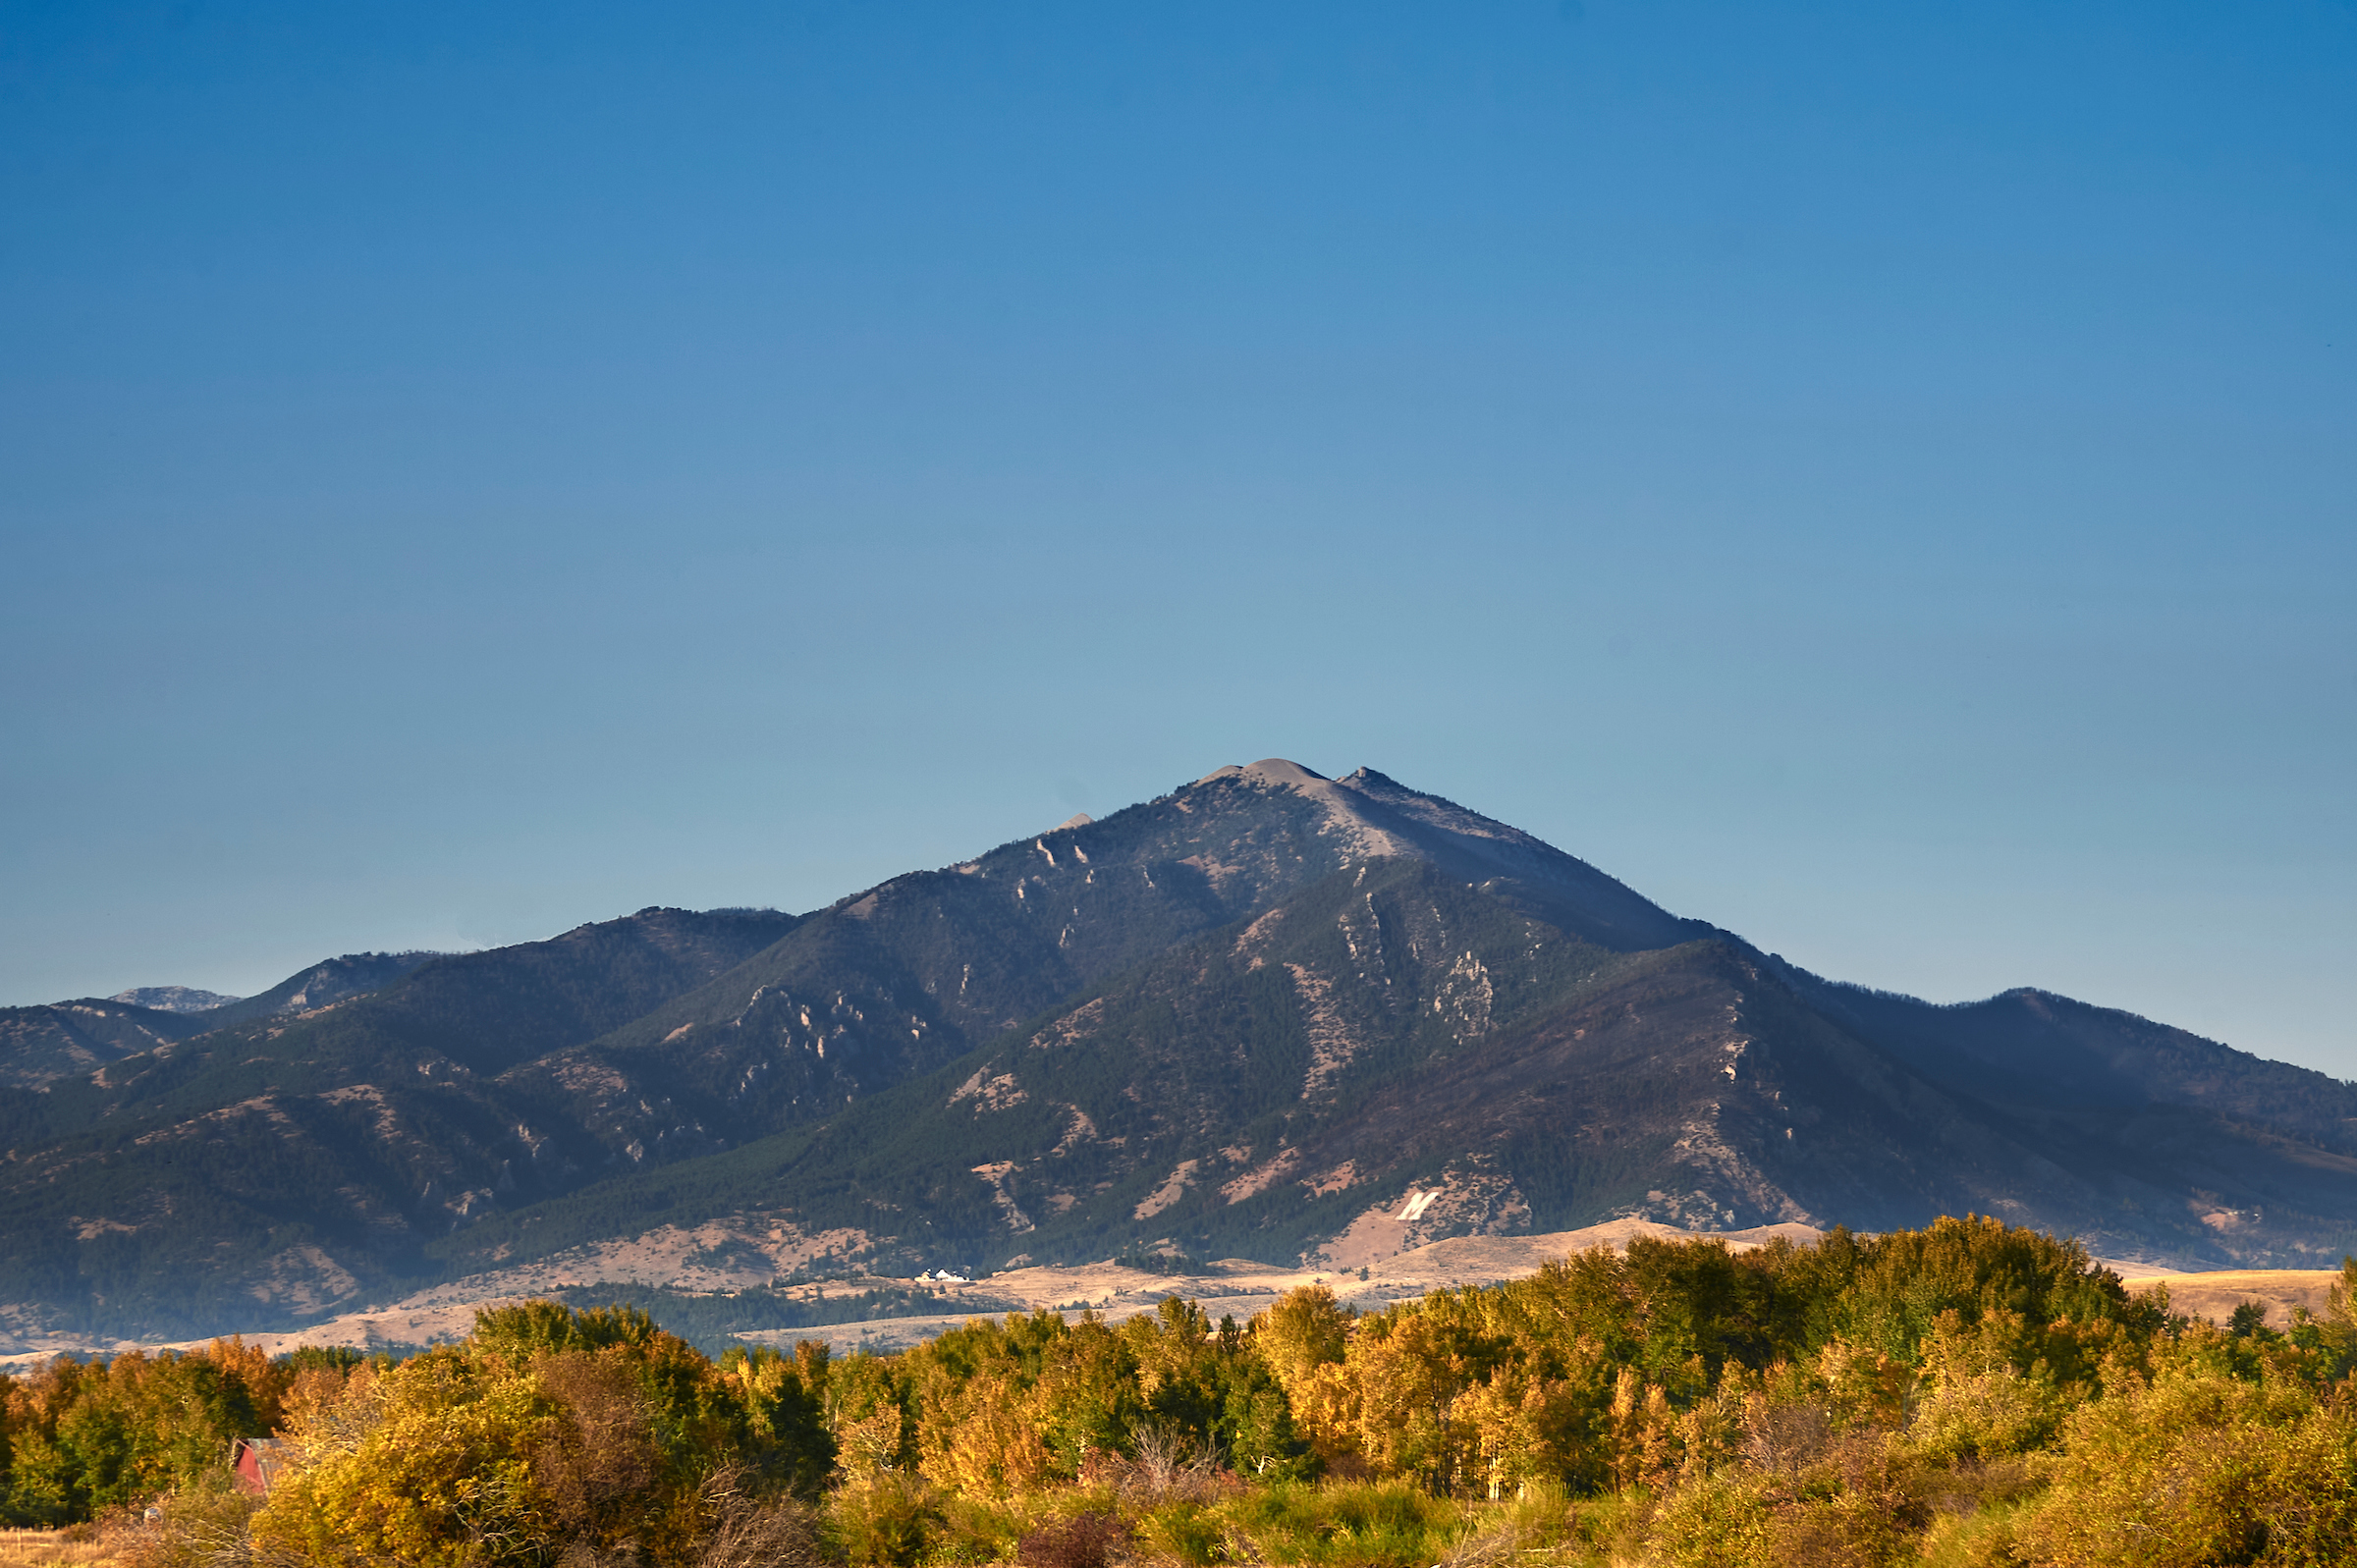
0, 907, 800, 1330
184, 949, 446, 1031
3, 759, 2351, 1343
439, 853, 2357, 1288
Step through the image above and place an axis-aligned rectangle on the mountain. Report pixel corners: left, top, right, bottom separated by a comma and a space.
186, 950, 446, 1030
0, 952, 449, 1093
110, 987, 242, 1013
0, 998, 214, 1090
3, 759, 2351, 1342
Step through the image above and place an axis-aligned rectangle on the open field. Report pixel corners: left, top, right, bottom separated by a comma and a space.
4, 1219, 2337, 1365
0, 1529, 130, 1568
768, 1234, 2344, 1354
0, 1218, 1819, 1364
745, 1219, 1828, 1353
2109, 1266, 2344, 1329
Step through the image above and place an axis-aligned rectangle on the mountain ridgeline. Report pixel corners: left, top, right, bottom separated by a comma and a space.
3, 759, 2350, 1340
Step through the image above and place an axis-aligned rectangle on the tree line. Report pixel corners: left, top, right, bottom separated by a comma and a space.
10, 1216, 2357, 1566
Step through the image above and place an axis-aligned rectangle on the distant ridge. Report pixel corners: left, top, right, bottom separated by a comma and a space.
189, 949, 448, 1028
0, 951, 452, 1090
109, 986, 241, 1013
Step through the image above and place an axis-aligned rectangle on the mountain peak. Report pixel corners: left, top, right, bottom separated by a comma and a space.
1192, 758, 1418, 860
1239, 757, 1327, 786
1180, 758, 1691, 952
109, 985, 241, 1013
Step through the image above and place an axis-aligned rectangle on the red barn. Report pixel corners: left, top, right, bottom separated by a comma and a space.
230, 1437, 286, 1496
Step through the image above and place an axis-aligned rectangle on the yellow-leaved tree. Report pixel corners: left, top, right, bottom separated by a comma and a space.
249, 1303, 830, 1568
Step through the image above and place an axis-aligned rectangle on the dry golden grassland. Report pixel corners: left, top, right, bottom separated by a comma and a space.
0, 1527, 133, 1568
2122, 1267, 2342, 1328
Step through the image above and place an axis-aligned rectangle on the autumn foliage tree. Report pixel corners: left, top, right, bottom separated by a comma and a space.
0, 1338, 285, 1524
24, 1218, 2357, 1568
248, 1304, 830, 1568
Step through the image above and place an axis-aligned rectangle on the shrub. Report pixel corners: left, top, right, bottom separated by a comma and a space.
1646, 1472, 1774, 1568
1016, 1509, 1127, 1568
2014, 1331, 2357, 1567
122, 1474, 262, 1568
1134, 1499, 1227, 1565
1208, 1479, 1463, 1568
690, 1486, 826, 1568
826, 1471, 944, 1567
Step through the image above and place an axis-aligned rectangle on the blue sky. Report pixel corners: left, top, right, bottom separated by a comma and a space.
4, 1, 2352, 1072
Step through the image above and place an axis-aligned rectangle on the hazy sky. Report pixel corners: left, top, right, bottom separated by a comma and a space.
4, 2, 2352, 1074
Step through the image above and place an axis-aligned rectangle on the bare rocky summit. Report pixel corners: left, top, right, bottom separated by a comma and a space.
109, 986, 242, 1013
